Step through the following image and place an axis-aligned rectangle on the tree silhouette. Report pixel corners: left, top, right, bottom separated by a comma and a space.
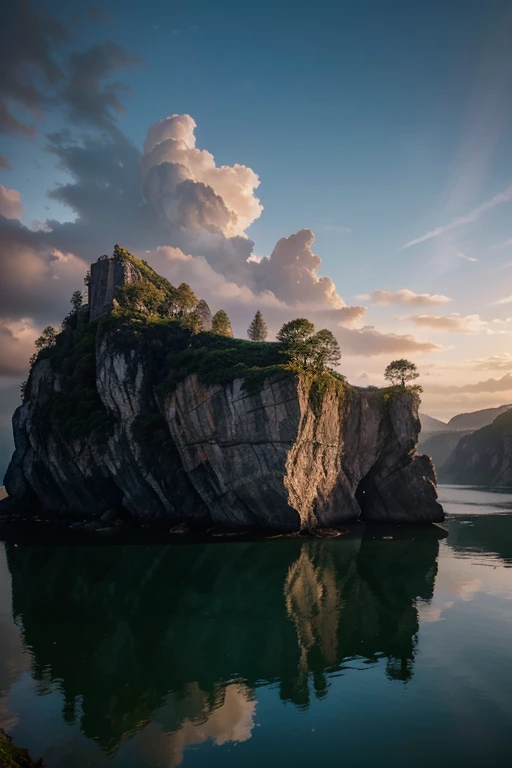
384, 359, 419, 387
70, 290, 83, 313
247, 310, 268, 341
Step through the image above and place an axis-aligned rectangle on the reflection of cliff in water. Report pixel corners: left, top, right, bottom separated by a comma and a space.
447, 513, 512, 564
6, 532, 439, 755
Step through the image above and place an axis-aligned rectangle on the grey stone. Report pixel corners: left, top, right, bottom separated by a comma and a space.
4, 336, 444, 531
100, 509, 119, 525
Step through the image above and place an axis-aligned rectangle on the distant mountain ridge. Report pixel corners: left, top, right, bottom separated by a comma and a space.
446, 404, 512, 431
440, 409, 512, 485
419, 404, 512, 476
420, 405, 512, 434
419, 413, 449, 432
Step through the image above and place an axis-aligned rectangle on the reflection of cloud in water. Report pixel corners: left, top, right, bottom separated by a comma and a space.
0, 547, 30, 732
417, 600, 454, 623
137, 683, 256, 768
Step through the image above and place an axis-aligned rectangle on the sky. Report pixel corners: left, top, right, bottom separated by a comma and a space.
2, 0, 512, 473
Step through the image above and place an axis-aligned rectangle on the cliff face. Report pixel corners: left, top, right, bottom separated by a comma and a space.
89, 256, 144, 320
440, 409, 512, 486
4, 326, 443, 529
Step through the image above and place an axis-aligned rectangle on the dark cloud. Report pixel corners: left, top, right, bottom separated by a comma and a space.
0, 320, 38, 376
63, 43, 142, 132
88, 4, 114, 23
0, 216, 87, 325
0, 0, 69, 136
0, 155, 12, 170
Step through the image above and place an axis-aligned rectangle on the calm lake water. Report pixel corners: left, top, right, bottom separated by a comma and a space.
1, 486, 512, 767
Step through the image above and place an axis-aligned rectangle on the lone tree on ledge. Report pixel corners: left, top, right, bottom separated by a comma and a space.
277, 318, 341, 371
212, 310, 233, 337
384, 359, 419, 387
247, 310, 268, 341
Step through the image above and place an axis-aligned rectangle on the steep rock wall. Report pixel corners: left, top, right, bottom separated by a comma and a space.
164, 375, 443, 530
4, 335, 443, 529
440, 409, 512, 485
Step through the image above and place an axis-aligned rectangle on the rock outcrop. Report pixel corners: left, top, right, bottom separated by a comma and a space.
89, 254, 144, 320
2, 248, 443, 530
3, 337, 443, 529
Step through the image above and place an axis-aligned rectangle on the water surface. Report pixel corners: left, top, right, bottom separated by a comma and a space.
1, 486, 512, 767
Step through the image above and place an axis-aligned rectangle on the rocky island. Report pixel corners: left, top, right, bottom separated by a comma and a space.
2, 247, 444, 532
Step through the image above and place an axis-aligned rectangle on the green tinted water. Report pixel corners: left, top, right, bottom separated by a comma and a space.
1, 485, 512, 767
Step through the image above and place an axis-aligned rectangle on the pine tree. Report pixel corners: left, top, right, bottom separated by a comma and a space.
247, 310, 268, 341
70, 290, 83, 313
196, 300, 213, 331
212, 310, 233, 337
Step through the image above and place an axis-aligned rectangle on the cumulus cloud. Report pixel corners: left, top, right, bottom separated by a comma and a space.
0, 110, 440, 379
253, 229, 345, 307
492, 295, 512, 306
0, 186, 23, 219
40, 114, 374, 315
141, 114, 262, 236
0, 0, 69, 136
356, 288, 451, 306
148, 247, 437, 356
0, 155, 11, 169
399, 184, 512, 250
150, 245, 366, 340
408, 313, 512, 334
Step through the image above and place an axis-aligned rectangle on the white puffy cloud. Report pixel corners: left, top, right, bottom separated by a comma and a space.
0, 186, 23, 219
147, 246, 436, 356
141, 114, 262, 236
356, 288, 451, 306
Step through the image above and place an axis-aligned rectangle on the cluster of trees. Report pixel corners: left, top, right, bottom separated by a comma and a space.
276, 318, 341, 370
22, 280, 420, 399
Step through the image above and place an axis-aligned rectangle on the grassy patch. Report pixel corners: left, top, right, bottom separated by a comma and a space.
160, 334, 289, 392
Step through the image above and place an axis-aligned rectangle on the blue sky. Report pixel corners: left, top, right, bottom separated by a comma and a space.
2, 0, 512, 428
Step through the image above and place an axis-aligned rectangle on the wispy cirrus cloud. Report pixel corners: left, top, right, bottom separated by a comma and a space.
322, 225, 351, 233
491, 295, 512, 305
457, 252, 478, 262
399, 185, 512, 250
